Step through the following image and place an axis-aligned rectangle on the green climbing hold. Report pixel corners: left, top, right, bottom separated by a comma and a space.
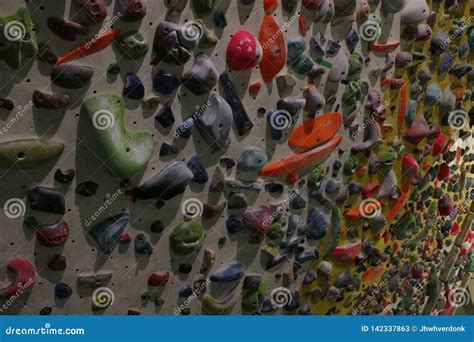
192, 0, 215, 17
116, 31, 149, 60
308, 164, 326, 191
242, 282, 267, 311
170, 220, 206, 255
266, 217, 286, 242
282, 0, 298, 13
82, 93, 154, 179
0, 139, 64, 169
107, 62, 120, 75
0, 7, 38, 69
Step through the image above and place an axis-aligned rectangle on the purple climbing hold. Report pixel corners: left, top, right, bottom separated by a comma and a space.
123, 73, 145, 99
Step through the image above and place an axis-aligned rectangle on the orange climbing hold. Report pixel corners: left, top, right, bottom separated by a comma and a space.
259, 135, 342, 184
398, 83, 408, 130
299, 15, 307, 37
369, 41, 401, 52
288, 112, 342, 151
57, 29, 122, 64
264, 0, 279, 13
362, 265, 385, 283
258, 14, 286, 82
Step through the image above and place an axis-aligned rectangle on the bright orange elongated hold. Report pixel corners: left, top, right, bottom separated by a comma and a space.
288, 112, 342, 151
369, 41, 401, 52
259, 135, 342, 184
258, 14, 286, 82
398, 83, 407, 130
362, 265, 385, 283
57, 29, 122, 65
344, 207, 362, 220
386, 179, 411, 222
299, 15, 307, 37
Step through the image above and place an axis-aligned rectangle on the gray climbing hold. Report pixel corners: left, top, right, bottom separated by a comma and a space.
276, 75, 296, 98
210, 262, 244, 282
135, 161, 193, 200
195, 93, 232, 151
89, 213, 129, 253
182, 54, 218, 95
236, 147, 267, 172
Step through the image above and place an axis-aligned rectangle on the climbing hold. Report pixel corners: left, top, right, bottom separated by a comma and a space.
183, 54, 218, 95
82, 93, 154, 178
51, 64, 94, 89
36, 220, 69, 247
170, 220, 206, 255
135, 162, 193, 200
226, 30, 262, 71
210, 262, 244, 282
258, 13, 286, 82
89, 213, 129, 253
28, 186, 65, 215
237, 147, 267, 172
47, 17, 88, 41
0, 139, 64, 169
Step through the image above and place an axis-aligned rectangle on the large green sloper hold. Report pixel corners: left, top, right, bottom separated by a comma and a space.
0, 7, 38, 69
170, 220, 206, 255
0, 139, 64, 169
82, 93, 154, 179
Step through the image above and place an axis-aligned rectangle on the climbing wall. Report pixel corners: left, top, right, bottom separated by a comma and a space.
0, 0, 472, 316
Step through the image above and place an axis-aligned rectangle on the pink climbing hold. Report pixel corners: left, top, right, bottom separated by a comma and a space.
402, 155, 419, 177
0, 258, 36, 299
332, 241, 362, 262
148, 271, 170, 286
226, 30, 263, 71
